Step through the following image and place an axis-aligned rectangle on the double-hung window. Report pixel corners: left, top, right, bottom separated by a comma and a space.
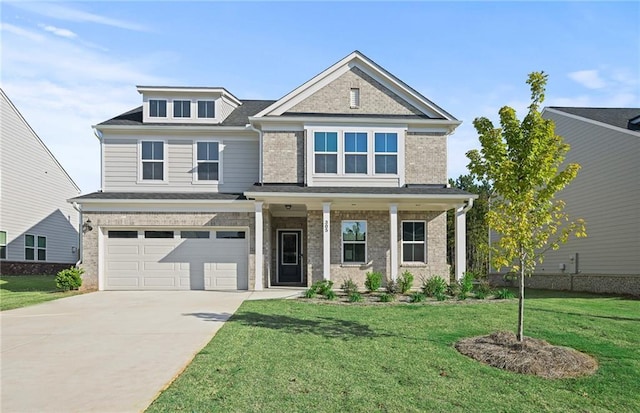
314, 132, 338, 174
402, 221, 426, 263
344, 132, 367, 174
149, 99, 166, 117
141, 141, 164, 181
196, 141, 219, 181
197, 100, 215, 118
173, 100, 191, 118
342, 221, 367, 263
374, 133, 398, 174
0, 231, 6, 259
25, 234, 46, 261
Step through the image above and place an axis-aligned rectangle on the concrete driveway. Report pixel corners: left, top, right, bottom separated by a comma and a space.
0, 290, 296, 413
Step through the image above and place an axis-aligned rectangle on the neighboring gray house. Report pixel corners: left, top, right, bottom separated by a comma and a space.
0, 89, 81, 275
71, 51, 476, 291
504, 107, 639, 295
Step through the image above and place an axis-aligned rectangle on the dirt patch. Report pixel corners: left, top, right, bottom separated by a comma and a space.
455, 331, 598, 379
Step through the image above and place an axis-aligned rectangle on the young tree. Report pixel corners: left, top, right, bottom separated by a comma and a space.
466, 72, 586, 342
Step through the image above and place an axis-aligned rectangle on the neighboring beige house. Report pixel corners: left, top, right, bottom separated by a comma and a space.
0, 89, 81, 275
71, 51, 476, 291
495, 107, 639, 295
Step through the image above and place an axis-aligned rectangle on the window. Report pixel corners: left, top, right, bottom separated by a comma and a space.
144, 231, 174, 238
350, 88, 360, 108
108, 231, 138, 239
344, 132, 367, 174
181, 231, 210, 239
314, 132, 338, 173
173, 100, 191, 118
0, 231, 6, 259
374, 133, 398, 174
402, 221, 426, 262
216, 231, 246, 239
141, 141, 164, 180
25, 234, 46, 261
197, 100, 215, 118
196, 142, 219, 181
149, 99, 167, 117
342, 221, 366, 263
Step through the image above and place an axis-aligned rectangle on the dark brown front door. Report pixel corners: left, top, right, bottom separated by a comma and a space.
278, 230, 302, 283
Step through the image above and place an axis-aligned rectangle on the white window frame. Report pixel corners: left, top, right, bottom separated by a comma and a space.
192, 140, 223, 184
0, 230, 7, 260
149, 99, 167, 118
25, 234, 46, 261
197, 100, 216, 119
374, 132, 399, 175
344, 132, 368, 174
401, 220, 427, 264
341, 220, 367, 264
138, 140, 168, 183
313, 131, 338, 174
173, 99, 191, 118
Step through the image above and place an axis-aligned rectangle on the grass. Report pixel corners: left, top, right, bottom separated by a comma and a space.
148, 290, 640, 412
0, 275, 82, 311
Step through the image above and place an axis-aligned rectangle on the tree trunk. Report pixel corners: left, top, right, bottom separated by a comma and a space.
517, 257, 525, 343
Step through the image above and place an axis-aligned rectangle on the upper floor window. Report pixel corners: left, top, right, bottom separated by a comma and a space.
342, 221, 367, 263
25, 234, 46, 261
141, 141, 164, 180
149, 100, 167, 117
402, 221, 425, 263
344, 132, 367, 174
198, 100, 215, 118
196, 141, 220, 181
173, 100, 191, 118
314, 132, 338, 174
0, 231, 6, 259
374, 133, 398, 174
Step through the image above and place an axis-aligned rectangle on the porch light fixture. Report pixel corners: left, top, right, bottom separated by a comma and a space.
285, 204, 292, 210
82, 218, 93, 233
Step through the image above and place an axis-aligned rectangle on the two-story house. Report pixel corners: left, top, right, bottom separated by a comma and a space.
71, 51, 476, 291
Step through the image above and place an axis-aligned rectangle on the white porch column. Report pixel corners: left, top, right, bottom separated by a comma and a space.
322, 202, 331, 281
389, 204, 398, 281
254, 201, 264, 290
455, 205, 467, 281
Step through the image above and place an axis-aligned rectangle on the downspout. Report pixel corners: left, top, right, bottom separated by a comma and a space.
93, 127, 104, 191
246, 123, 263, 184
72, 202, 83, 267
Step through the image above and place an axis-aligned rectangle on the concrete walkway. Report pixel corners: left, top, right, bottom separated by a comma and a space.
0, 289, 301, 413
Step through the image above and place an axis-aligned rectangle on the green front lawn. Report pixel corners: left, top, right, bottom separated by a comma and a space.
148, 292, 640, 412
0, 275, 83, 311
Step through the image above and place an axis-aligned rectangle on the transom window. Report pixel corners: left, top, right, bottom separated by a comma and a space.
197, 100, 215, 118
181, 231, 210, 239
344, 132, 367, 174
144, 231, 174, 239
314, 132, 338, 174
342, 221, 367, 263
173, 100, 191, 118
375, 133, 398, 174
402, 221, 426, 263
25, 234, 46, 261
196, 142, 220, 181
149, 99, 167, 117
141, 141, 164, 180
0, 231, 7, 259
108, 231, 138, 239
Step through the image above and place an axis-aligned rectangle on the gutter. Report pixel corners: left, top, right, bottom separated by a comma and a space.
93, 127, 104, 191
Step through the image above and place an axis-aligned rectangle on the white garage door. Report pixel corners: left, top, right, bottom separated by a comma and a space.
104, 229, 248, 291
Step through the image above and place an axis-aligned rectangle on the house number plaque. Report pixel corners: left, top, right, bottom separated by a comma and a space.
324, 220, 329, 233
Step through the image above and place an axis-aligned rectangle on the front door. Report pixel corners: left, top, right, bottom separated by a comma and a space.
278, 230, 302, 283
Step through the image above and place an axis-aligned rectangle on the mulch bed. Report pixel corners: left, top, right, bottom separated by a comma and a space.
455, 331, 598, 379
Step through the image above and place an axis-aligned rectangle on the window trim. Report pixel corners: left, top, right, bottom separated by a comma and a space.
173, 99, 192, 118
197, 100, 216, 119
341, 220, 367, 264
192, 140, 223, 184
344, 132, 368, 174
374, 132, 399, 175
138, 139, 168, 183
0, 230, 7, 260
25, 234, 46, 261
149, 99, 167, 118
313, 131, 338, 174
401, 220, 427, 264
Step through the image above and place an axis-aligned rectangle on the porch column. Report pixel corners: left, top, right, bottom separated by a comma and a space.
455, 205, 467, 281
322, 202, 331, 281
254, 201, 264, 290
389, 204, 398, 281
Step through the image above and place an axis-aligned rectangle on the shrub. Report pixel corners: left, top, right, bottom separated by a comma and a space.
435, 291, 448, 301
348, 292, 363, 303
474, 279, 493, 296
385, 279, 400, 295
495, 288, 515, 299
379, 293, 395, 302
341, 278, 359, 295
446, 281, 461, 297
311, 280, 334, 296
474, 289, 488, 300
460, 272, 475, 295
325, 290, 337, 300
398, 271, 414, 294
409, 292, 425, 303
303, 288, 317, 298
55, 267, 83, 291
364, 271, 383, 292
422, 276, 447, 297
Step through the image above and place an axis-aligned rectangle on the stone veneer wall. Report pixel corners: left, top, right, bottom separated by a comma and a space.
489, 273, 640, 296
270, 216, 308, 285
0, 261, 74, 276
80, 211, 255, 291
262, 131, 304, 183
404, 133, 447, 184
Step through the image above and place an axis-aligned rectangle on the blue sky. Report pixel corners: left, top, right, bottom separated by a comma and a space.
2, 1, 638, 193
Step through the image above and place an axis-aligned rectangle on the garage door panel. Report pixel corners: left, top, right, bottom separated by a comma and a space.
143, 277, 176, 287
107, 277, 139, 287
142, 261, 176, 271
107, 261, 139, 271
144, 245, 176, 254
108, 245, 139, 254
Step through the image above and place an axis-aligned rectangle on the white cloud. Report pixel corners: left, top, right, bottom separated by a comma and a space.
0, 22, 45, 41
568, 70, 607, 89
40, 24, 77, 39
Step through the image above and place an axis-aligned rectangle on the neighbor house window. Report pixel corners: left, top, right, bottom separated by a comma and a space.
173, 100, 191, 118
402, 221, 426, 263
149, 99, 167, 117
344, 132, 367, 174
350, 88, 360, 108
25, 234, 46, 261
342, 221, 366, 263
314, 132, 338, 173
141, 141, 164, 180
374, 132, 398, 174
197, 100, 215, 118
196, 141, 220, 180
0, 231, 6, 259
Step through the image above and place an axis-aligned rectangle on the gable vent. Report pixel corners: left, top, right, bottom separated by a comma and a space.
350, 88, 360, 108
